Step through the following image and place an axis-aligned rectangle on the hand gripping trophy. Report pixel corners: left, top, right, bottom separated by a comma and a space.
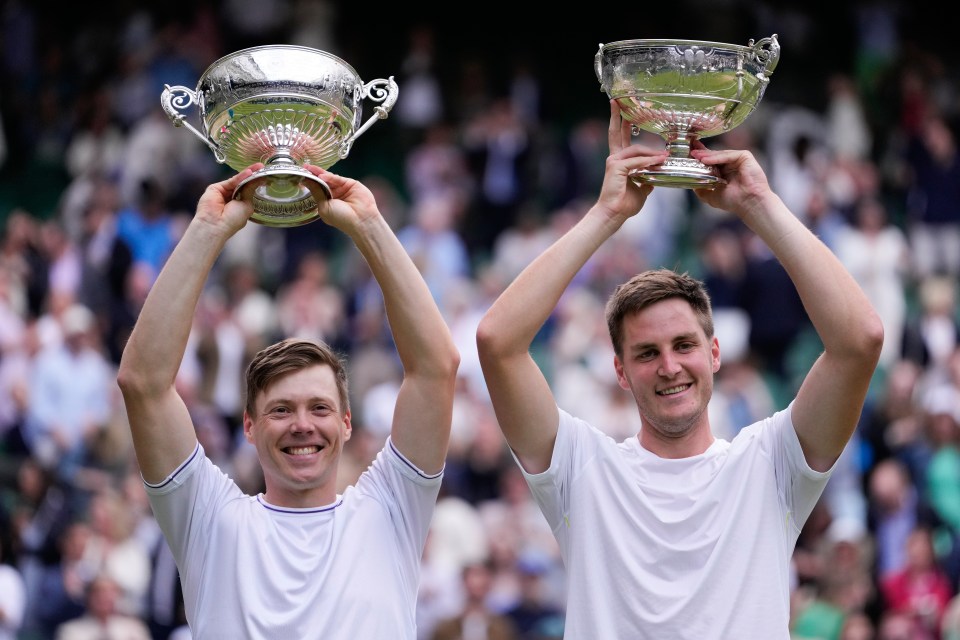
161, 45, 399, 227
595, 35, 780, 189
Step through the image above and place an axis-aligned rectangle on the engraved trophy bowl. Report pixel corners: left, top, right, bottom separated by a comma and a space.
595, 35, 780, 189
161, 45, 399, 227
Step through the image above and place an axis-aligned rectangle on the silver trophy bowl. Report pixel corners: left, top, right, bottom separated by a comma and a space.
161, 45, 399, 227
595, 35, 779, 189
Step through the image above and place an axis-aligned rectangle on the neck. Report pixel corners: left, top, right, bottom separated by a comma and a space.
637, 421, 715, 458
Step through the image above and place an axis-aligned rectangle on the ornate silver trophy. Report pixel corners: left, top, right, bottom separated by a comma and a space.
595, 35, 780, 189
161, 45, 399, 227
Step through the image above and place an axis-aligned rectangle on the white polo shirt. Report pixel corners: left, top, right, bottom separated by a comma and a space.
145, 438, 441, 639
520, 403, 831, 640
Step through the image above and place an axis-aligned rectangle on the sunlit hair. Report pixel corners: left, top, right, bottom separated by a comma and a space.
245, 338, 349, 416
604, 268, 714, 357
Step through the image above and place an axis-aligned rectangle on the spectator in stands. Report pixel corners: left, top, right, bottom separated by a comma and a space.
54, 573, 150, 640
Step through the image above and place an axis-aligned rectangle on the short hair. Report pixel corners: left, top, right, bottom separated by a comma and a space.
244, 338, 349, 417
604, 268, 714, 357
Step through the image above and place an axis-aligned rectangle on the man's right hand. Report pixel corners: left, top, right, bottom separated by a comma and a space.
194, 164, 263, 234
595, 101, 668, 224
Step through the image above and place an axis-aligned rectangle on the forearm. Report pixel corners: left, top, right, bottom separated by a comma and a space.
348, 213, 459, 473
479, 206, 624, 355
475, 207, 622, 474
740, 191, 882, 355
348, 215, 458, 376
119, 221, 227, 393
730, 189, 882, 466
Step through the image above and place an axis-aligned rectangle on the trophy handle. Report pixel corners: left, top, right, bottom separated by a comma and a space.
723, 34, 781, 126
338, 76, 399, 159
161, 85, 227, 163
749, 34, 780, 77
594, 43, 606, 90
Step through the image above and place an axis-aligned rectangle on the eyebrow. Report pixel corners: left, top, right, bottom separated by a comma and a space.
627, 331, 701, 353
262, 395, 339, 411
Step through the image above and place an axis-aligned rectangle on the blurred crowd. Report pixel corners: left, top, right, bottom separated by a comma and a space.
1, 1, 960, 639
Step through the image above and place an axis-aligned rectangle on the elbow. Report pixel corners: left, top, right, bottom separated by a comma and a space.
855, 310, 885, 365
116, 356, 146, 397
420, 341, 461, 383
417, 348, 460, 395
116, 351, 137, 395
438, 331, 462, 380
477, 312, 533, 373
443, 346, 462, 382
865, 313, 886, 362
823, 308, 884, 369
116, 350, 168, 399
476, 314, 507, 362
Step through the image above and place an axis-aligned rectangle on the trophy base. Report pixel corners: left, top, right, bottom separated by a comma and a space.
629, 158, 724, 190
234, 166, 332, 228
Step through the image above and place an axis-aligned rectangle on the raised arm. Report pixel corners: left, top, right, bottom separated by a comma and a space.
303, 165, 459, 475
692, 148, 884, 471
476, 102, 668, 473
117, 167, 260, 484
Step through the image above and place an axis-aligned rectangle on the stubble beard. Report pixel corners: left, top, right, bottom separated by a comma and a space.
638, 394, 710, 440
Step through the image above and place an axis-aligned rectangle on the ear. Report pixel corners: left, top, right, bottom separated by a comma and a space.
711, 336, 721, 373
614, 355, 631, 391
242, 411, 255, 444
342, 410, 352, 442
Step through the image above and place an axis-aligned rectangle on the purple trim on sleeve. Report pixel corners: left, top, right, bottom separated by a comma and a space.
389, 439, 443, 479
143, 443, 201, 489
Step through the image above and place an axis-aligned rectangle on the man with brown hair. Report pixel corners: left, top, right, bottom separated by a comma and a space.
475, 102, 884, 639
118, 163, 460, 638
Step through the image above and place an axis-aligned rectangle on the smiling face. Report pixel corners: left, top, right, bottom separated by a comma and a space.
243, 364, 351, 508
614, 298, 720, 457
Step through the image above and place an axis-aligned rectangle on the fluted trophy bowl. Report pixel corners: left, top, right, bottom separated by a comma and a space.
595, 35, 779, 189
161, 45, 399, 226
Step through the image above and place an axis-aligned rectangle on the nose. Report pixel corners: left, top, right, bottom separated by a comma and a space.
657, 353, 681, 378
289, 408, 314, 433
